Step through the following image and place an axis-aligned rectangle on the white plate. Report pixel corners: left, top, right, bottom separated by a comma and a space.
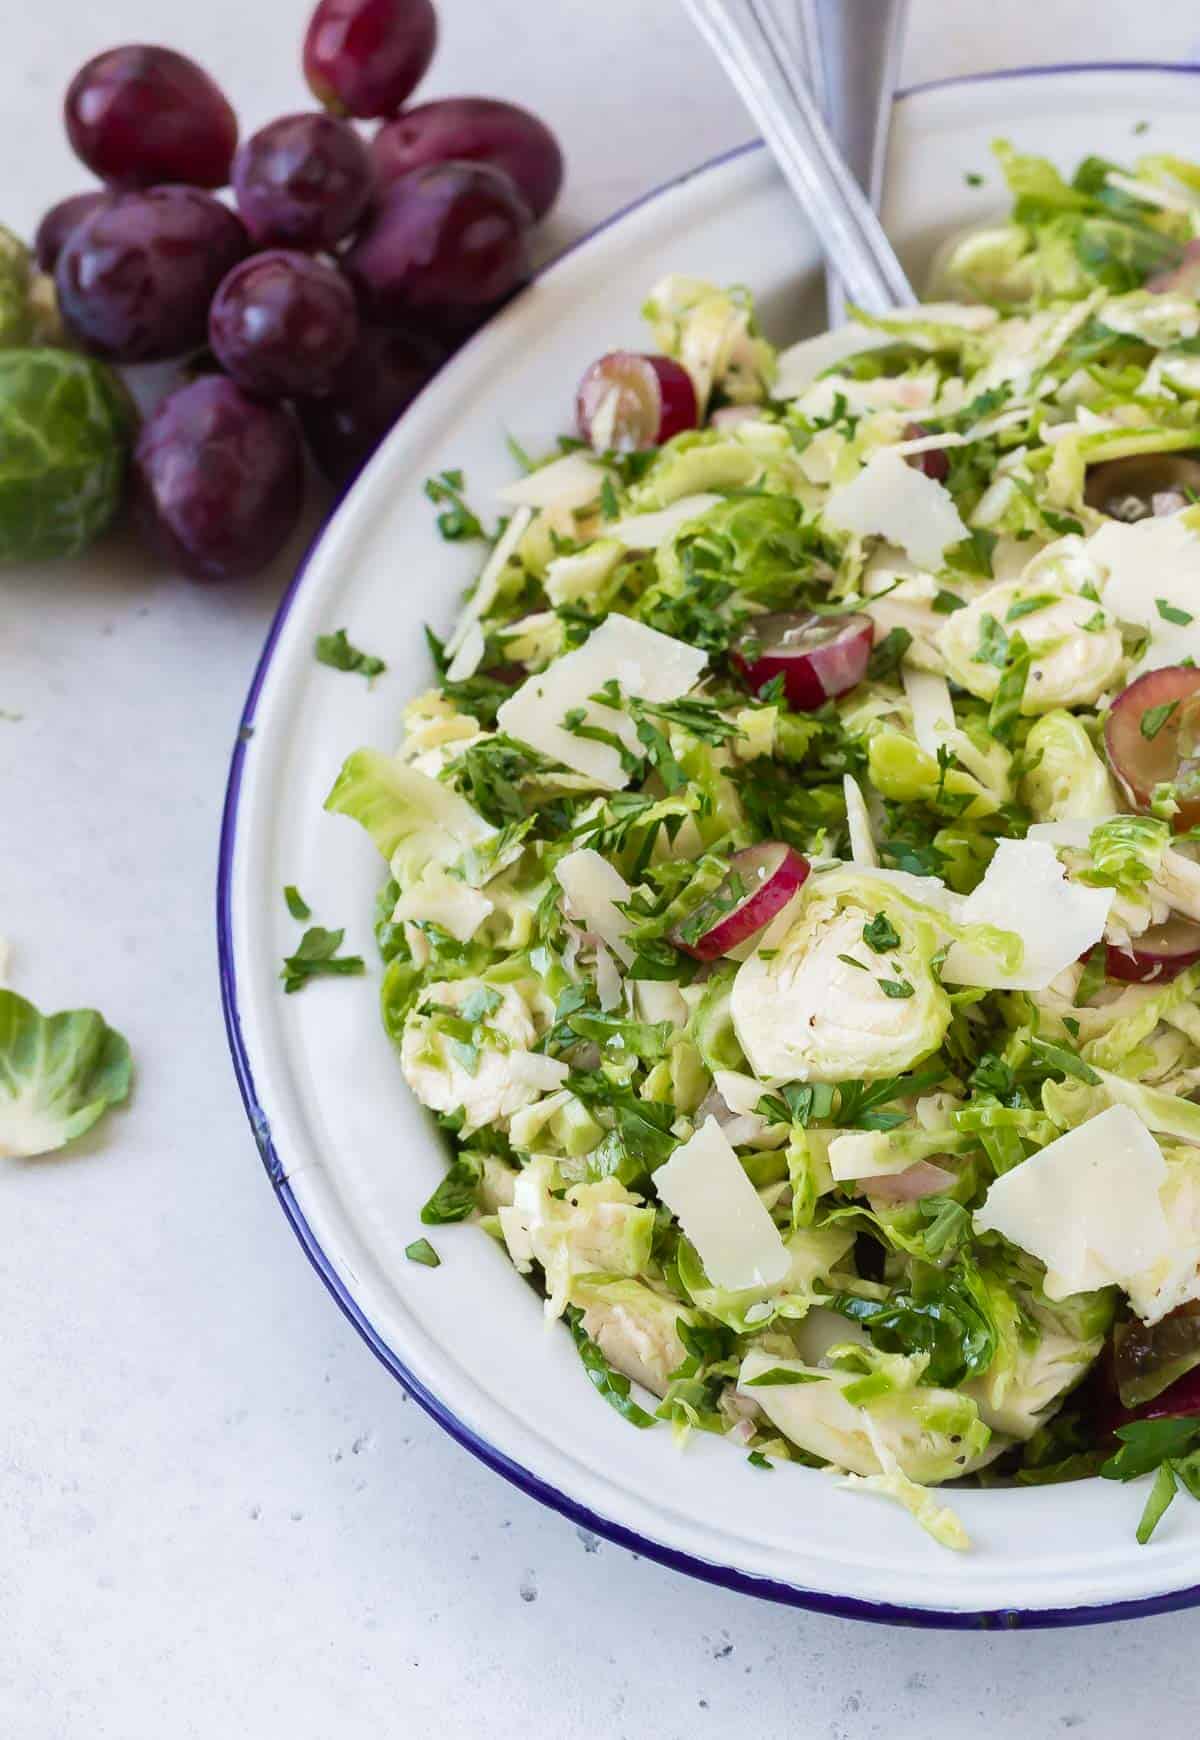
220, 64, 1200, 1626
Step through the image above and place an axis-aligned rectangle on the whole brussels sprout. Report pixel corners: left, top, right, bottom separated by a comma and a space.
0, 348, 133, 562
0, 225, 34, 348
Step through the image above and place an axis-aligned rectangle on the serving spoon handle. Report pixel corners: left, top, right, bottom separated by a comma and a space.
681, 0, 914, 316
793, 0, 910, 323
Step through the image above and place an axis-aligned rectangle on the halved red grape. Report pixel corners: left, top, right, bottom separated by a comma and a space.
56, 187, 247, 363
373, 97, 564, 221
1106, 914, 1200, 984
64, 46, 238, 189
34, 191, 111, 272
576, 352, 698, 453
303, 0, 437, 120
902, 420, 950, 484
209, 251, 359, 400
1084, 452, 1200, 523
1105, 665, 1200, 830
671, 843, 810, 961
344, 162, 532, 317
733, 611, 874, 711
1114, 1305, 1200, 1414
232, 113, 373, 249
297, 322, 445, 487
134, 376, 304, 581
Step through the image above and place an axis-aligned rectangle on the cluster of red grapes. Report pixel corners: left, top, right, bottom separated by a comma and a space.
39, 0, 563, 581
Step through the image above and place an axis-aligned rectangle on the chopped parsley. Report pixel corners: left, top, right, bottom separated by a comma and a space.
599, 474, 619, 520
424, 469, 486, 540
405, 1238, 441, 1268
868, 626, 914, 681
1004, 593, 1056, 623
1101, 1417, 1200, 1542
862, 912, 901, 953
314, 628, 387, 679
283, 885, 311, 921
973, 612, 1009, 669
280, 926, 366, 994
565, 1306, 658, 1428
1141, 700, 1180, 741
747, 1451, 774, 1469
1157, 598, 1194, 627
932, 588, 967, 614
877, 976, 915, 999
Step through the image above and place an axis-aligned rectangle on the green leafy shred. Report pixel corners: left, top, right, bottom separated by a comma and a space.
565, 1305, 658, 1427
280, 927, 366, 994
314, 628, 387, 679
405, 1237, 441, 1267
284, 885, 312, 921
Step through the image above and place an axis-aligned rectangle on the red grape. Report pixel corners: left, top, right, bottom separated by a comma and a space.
64, 45, 238, 189
134, 376, 305, 581
34, 191, 112, 272
297, 322, 444, 487
1106, 915, 1200, 984
1084, 452, 1200, 522
1105, 665, 1200, 830
670, 843, 809, 960
344, 162, 531, 318
576, 352, 698, 451
733, 612, 874, 710
373, 97, 564, 221
902, 420, 950, 484
209, 251, 359, 400
232, 112, 373, 250
56, 187, 247, 363
304, 0, 437, 120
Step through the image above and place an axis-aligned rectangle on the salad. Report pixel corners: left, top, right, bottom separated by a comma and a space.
323, 140, 1200, 1550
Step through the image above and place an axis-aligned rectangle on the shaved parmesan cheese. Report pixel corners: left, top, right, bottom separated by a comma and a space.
824, 451, 968, 571
497, 615, 707, 787
445, 618, 486, 682
843, 774, 879, 868
901, 665, 955, 757
654, 1117, 789, 1291
975, 1106, 1171, 1300
1090, 511, 1200, 673
505, 1052, 571, 1093
941, 838, 1112, 990
773, 323, 891, 398
496, 452, 604, 512
555, 848, 634, 965
606, 493, 724, 550
445, 505, 533, 656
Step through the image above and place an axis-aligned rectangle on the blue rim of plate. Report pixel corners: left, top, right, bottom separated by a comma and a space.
218, 61, 1200, 1629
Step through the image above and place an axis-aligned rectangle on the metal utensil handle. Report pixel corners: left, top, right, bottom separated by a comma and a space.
794, 0, 910, 323
682, 0, 913, 316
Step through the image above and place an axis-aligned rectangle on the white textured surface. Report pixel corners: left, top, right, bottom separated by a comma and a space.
8, 3, 1200, 1736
